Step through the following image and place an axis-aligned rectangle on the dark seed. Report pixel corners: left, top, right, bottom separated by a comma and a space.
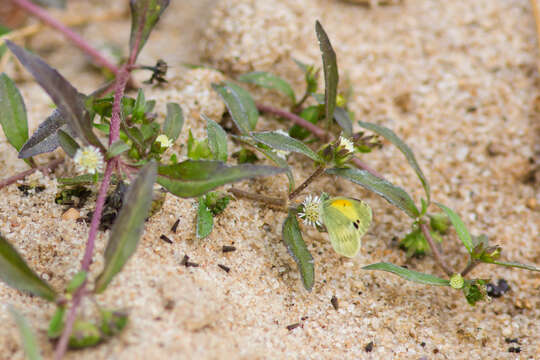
505, 338, 519, 344
222, 245, 236, 253
286, 323, 300, 331
180, 254, 189, 266
160, 234, 173, 244
218, 264, 230, 273
171, 219, 180, 233
487, 278, 510, 298
420, 342, 426, 347
364, 341, 374, 352
330, 296, 339, 310
185, 261, 199, 268
508, 346, 521, 353
301, 316, 308, 321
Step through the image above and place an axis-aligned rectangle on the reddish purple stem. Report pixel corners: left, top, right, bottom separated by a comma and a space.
256, 103, 384, 178
11, 0, 119, 75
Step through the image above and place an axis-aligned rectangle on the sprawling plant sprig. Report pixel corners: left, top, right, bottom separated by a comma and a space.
0, 1, 284, 358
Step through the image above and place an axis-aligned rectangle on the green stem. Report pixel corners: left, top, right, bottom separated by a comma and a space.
288, 165, 325, 200
420, 223, 454, 277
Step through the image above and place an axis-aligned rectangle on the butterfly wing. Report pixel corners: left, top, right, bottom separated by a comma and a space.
321, 197, 372, 258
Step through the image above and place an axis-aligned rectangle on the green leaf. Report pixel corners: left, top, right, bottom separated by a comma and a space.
8, 306, 42, 360
204, 114, 228, 162
0, 73, 28, 152
233, 135, 294, 190
251, 131, 322, 162
68, 320, 102, 349
107, 140, 131, 159
0, 235, 57, 301
282, 211, 314, 291
6, 42, 103, 150
315, 21, 338, 127
162, 102, 183, 141
238, 71, 296, 103
94, 161, 158, 293
362, 262, 450, 286
462, 279, 487, 306
57, 129, 80, 158
99, 310, 128, 337
327, 167, 420, 218
132, 89, 146, 121
196, 196, 213, 239
289, 105, 322, 140
358, 121, 430, 204
187, 130, 212, 160
47, 307, 65, 339
57, 174, 107, 185
31, 0, 65, 8
128, 0, 170, 62
489, 260, 540, 272
66, 271, 87, 293
157, 160, 285, 198
212, 82, 259, 134
333, 107, 353, 137
435, 203, 473, 253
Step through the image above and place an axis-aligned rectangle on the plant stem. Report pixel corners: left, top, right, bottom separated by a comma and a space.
0, 157, 63, 190
257, 103, 328, 140
10, 0, 119, 75
420, 223, 454, 276
292, 91, 309, 113
288, 165, 325, 200
256, 103, 383, 178
461, 260, 479, 277
228, 187, 286, 208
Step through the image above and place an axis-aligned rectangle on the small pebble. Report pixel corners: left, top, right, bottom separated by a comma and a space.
526, 198, 537, 210
364, 341, 374, 352
331, 296, 339, 311
61, 208, 80, 221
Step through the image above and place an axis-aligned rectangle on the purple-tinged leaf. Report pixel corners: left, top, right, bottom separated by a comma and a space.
129, 0, 170, 62
315, 21, 338, 127
18, 109, 65, 158
283, 211, 314, 291
6, 41, 103, 150
94, 161, 158, 293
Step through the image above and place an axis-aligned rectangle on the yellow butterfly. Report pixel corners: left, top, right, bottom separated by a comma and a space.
320, 197, 372, 258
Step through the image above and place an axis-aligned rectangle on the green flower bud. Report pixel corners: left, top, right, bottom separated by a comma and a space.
450, 273, 464, 289
68, 320, 102, 349
100, 310, 128, 337
429, 213, 450, 234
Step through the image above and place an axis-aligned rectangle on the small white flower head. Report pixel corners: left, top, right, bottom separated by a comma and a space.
156, 134, 173, 149
338, 136, 355, 154
274, 149, 290, 160
298, 194, 322, 227
73, 146, 104, 174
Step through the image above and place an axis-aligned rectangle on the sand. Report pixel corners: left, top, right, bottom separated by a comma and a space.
0, 0, 539, 359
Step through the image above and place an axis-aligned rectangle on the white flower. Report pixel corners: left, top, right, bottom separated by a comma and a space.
298, 194, 322, 227
274, 149, 290, 160
339, 136, 355, 153
156, 134, 173, 148
73, 146, 104, 174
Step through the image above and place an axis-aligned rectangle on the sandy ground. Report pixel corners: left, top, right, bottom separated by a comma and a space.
1, 0, 540, 359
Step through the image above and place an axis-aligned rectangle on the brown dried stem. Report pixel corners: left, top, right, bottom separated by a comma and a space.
0, 157, 63, 190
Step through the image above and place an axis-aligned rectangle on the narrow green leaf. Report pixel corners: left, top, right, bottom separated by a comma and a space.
94, 161, 158, 293
358, 121, 430, 203
327, 167, 420, 218
196, 197, 213, 239
212, 82, 259, 134
333, 106, 352, 137
238, 71, 296, 103
251, 131, 321, 162
0, 73, 28, 152
157, 160, 285, 198
8, 306, 42, 360
107, 140, 130, 159
162, 102, 183, 141
203, 114, 228, 162
315, 21, 338, 127
47, 307, 65, 339
65, 271, 87, 293
0, 235, 57, 301
282, 211, 314, 291
128, 0, 170, 61
435, 203, 473, 253
363, 262, 450, 286
489, 260, 540, 272
57, 174, 107, 185
57, 129, 80, 158
6, 42, 103, 150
